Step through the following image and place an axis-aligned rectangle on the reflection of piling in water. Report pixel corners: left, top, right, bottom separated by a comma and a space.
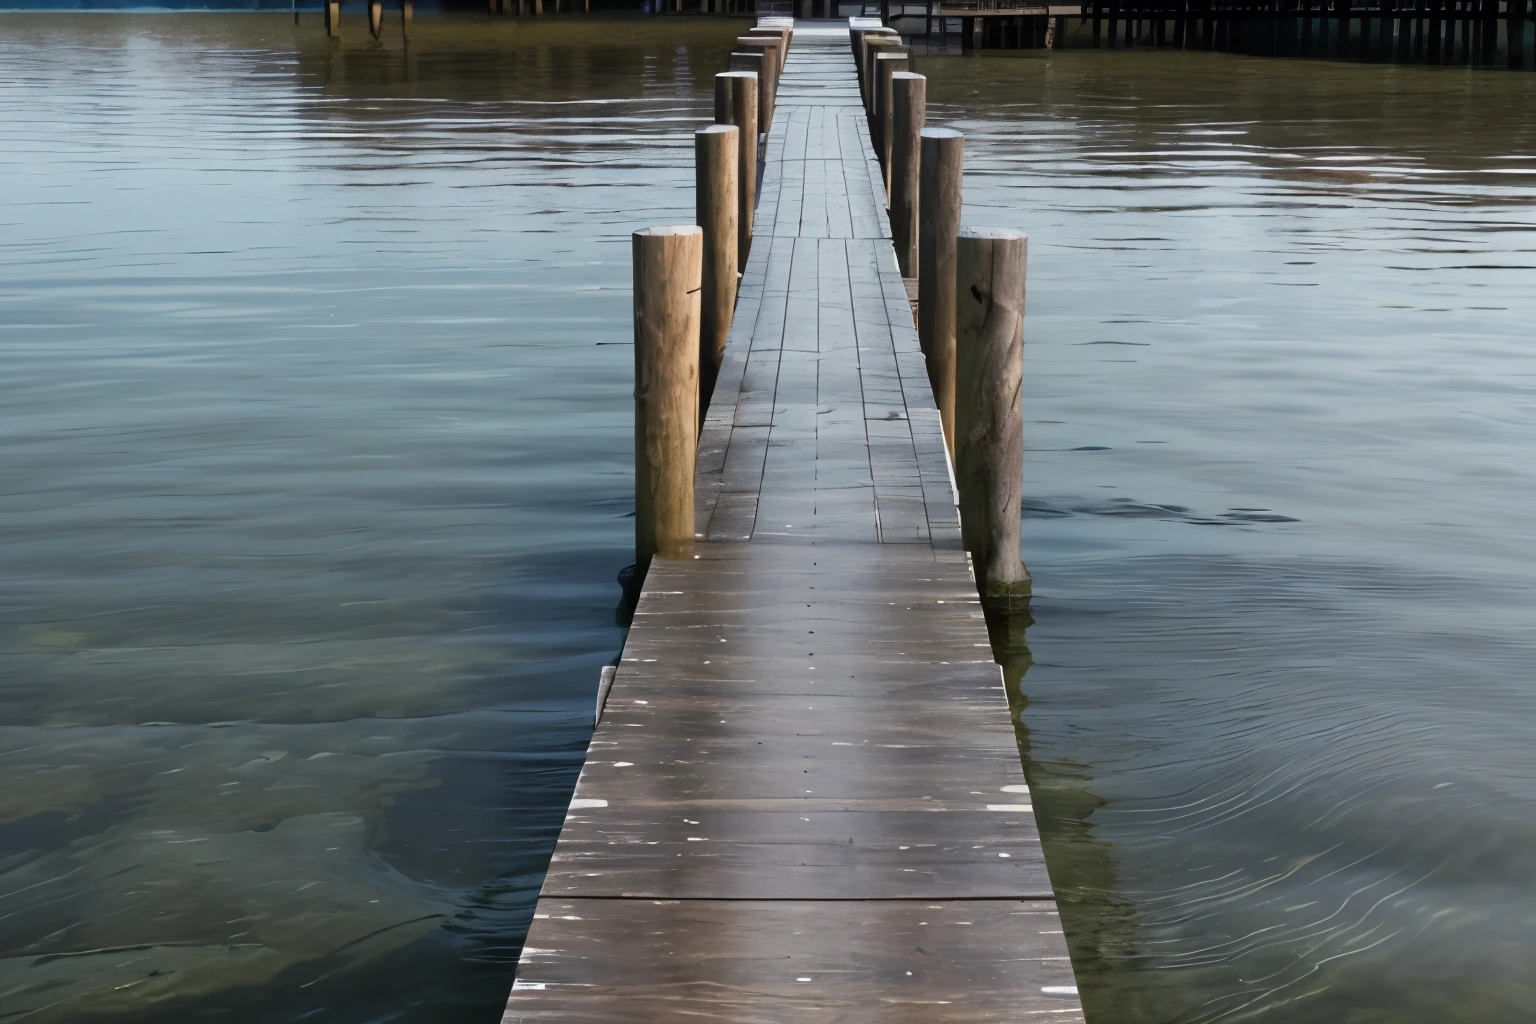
983, 604, 1129, 1024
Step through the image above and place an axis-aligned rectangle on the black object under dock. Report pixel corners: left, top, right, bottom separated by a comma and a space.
503, 23, 1082, 1022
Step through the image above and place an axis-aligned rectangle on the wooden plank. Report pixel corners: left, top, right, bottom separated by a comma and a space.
506, 900, 1082, 1024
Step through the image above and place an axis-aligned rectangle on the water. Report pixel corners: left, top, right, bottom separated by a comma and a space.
4, 16, 1536, 1024
924, 49, 1536, 1023
0, 13, 738, 1022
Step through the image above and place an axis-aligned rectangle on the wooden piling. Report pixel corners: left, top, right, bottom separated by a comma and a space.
853, 27, 898, 105
633, 226, 702, 571
696, 125, 739, 413
729, 51, 772, 156
863, 36, 904, 119
736, 37, 781, 129
874, 51, 910, 196
730, 50, 766, 79
748, 26, 792, 73
919, 127, 962, 456
955, 228, 1030, 606
325, 0, 340, 37
369, 0, 383, 37
889, 72, 925, 276
715, 70, 759, 268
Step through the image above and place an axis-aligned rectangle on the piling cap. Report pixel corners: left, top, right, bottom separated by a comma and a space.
892, 71, 925, 80
921, 127, 962, 139
959, 227, 1027, 241
635, 226, 704, 238
719, 69, 759, 78
697, 124, 739, 137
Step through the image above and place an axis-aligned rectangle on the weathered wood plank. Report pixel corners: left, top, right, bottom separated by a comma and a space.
506, 900, 1082, 1024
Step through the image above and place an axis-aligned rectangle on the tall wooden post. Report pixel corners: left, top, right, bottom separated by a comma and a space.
325, 0, 340, 36
633, 226, 702, 571
369, 0, 383, 36
696, 125, 740, 412
919, 127, 962, 456
864, 36, 903, 118
748, 26, 791, 73
403, 0, 414, 30
955, 228, 1029, 606
890, 72, 926, 276
875, 51, 909, 196
736, 37, 780, 129
853, 28, 897, 104
730, 50, 766, 80
716, 70, 759, 268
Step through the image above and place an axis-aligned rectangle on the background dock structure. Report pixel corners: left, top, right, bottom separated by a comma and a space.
502, 18, 1083, 1024
824, 0, 1536, 61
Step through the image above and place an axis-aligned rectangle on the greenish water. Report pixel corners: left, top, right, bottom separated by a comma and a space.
5, 13, 1536, 1023
927, 49, 1536, 1024
0, 13, 740, 1022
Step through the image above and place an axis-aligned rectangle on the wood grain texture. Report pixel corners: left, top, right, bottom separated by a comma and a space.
736, 36, 781, 129
511, 26, 1076, 1022
919, 127, 964, 458
955, 228, 1030, 601
716, 71, 759, 266
874, 52, 911, 198
696, 124, 739, 411
633, 226, 700, 567
506, 900, 1082, 1024
890, 73, 926, 277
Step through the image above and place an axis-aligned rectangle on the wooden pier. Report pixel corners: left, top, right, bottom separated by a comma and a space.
867, 0, 1536, 61
503, 19, 1082, 1024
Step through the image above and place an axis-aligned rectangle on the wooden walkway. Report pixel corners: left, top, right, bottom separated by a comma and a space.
503, 23, 1083, 1023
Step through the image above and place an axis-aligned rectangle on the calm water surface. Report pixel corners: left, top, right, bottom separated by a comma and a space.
0, 13, 734, 1022
925, 49, 1536, 1023
4, 14, 1536, 1024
